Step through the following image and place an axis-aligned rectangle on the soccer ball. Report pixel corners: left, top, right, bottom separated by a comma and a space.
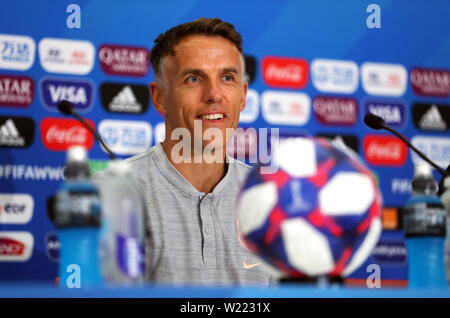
237, 136, 383, 279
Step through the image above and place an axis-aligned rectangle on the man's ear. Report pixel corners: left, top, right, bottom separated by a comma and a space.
239, 81, 248, 112
150, 81, 166, 115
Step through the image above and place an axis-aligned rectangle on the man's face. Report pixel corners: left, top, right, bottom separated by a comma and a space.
152, 35, 247, 152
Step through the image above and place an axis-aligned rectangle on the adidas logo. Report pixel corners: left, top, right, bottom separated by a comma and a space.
109, 86, 142, 113
419, 105, 447, 131
0, 119, 25, 146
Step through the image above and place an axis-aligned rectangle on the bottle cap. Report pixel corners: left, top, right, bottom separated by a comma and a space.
414, 162, 432, 177
65, 146, 90, 178
67, 145, 87, 163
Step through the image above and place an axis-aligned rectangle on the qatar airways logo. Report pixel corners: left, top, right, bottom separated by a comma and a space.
363, 135, 407, 166
40, 117, 95, 151
0, 74, 34, 107
98, 44, 149, 77
313, 96, 358, 126
262, 56, 308, 89
410, 68, 450, 97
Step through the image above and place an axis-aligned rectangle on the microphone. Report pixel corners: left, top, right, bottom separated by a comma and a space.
363, 113, 448, 178
363, 113, 385, 130
57, 100, 117, 160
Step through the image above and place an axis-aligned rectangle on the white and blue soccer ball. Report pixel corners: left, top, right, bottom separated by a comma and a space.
237, 136, 383, 279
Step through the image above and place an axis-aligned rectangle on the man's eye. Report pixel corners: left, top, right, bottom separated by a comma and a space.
186, 75, 199, 83
223, 75, 234, 81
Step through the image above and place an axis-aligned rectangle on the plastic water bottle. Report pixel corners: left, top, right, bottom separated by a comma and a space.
403, 163, 447, 288
94, 160, 146, 285
440, 176, 450, 283
54, 146, 102, 288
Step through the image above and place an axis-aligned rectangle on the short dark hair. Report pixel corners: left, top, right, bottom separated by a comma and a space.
150, 18, 243, 80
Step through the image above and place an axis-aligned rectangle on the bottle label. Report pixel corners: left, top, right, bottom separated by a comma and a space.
116, 234, 145, 279
55, 190, 101, 227
403, 202, 446, 237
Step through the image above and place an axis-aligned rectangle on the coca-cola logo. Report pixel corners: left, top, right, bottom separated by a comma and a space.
40, 117, 95, 151
410, 68, 450, 97
262, 56, 308, 88
98, 44, 149, 77
0, 74, 34, 107
363, 135, 407, 166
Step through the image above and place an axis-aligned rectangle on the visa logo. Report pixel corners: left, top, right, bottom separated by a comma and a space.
364, 100, 405, 128
48, 85, 86, 104
40, 77, 94, 112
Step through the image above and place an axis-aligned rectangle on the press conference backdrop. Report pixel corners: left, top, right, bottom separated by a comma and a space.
0, 0, 449, 285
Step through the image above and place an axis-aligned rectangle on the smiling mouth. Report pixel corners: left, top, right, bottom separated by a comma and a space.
197, 113, 225, 120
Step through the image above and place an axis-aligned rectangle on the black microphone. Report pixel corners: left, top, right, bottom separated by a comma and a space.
57, 100, 117, 160
363, 113, 385, 130
363, 113, 448, 178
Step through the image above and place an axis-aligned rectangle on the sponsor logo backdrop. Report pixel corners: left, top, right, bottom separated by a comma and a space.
0, 0, 449, 285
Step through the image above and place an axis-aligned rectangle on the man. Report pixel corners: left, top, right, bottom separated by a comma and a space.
99, 18, 272, 285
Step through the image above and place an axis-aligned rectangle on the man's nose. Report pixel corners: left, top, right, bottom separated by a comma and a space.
203, 79, 223, 104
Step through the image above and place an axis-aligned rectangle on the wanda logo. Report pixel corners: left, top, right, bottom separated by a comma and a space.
0, 237, 24, 256
262, 56, 308, 88
40, 117, 95, 151
363, 135, 407, 166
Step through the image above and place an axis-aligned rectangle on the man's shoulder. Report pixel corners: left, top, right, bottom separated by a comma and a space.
92, 145, 158, 179
123, 147, 155, 168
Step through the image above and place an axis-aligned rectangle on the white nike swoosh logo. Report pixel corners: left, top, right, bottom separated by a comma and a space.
243, 260, 260, 269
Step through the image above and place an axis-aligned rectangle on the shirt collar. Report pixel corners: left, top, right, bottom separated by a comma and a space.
151, 142, 234, 197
